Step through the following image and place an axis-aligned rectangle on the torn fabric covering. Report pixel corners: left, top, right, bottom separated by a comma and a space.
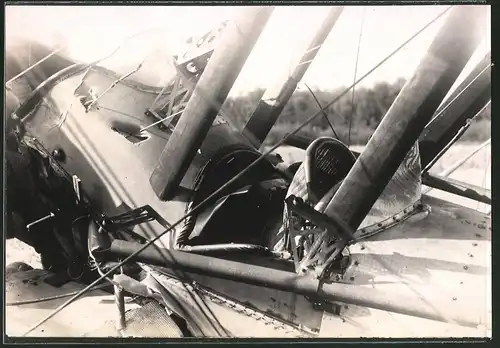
139, 265, 232, 337
112, 270, 210, 337
357, 141, 422, 231
281, 140, 422, 242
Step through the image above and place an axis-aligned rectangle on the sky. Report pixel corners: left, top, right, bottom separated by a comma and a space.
5, 5, 491, 96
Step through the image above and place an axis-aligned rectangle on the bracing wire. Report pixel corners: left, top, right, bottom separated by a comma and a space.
6, 46, 67, 85
20, 6, 452, 337
475, 141, 491, 212
347, 7, 366, 148
478, 147, 491, 212
423, 91, 491, 174
6, 27, 161, 87
302, 82, 341, 141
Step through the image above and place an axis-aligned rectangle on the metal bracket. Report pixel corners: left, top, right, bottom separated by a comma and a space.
72, 175, 82, 203
285, 195, 354, 243
101, 205, 171, 232
354, 202, 430, 240
26, 212, 55, 231
284, 195, 354, 278
89, 205, 171, 262
307, 296, 342, 316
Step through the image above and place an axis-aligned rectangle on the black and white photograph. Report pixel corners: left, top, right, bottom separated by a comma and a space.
4, 2, 491, 340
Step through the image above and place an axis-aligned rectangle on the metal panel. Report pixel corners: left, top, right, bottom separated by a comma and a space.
319, 195, 491, 337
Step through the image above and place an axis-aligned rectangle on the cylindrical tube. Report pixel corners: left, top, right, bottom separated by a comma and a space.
108, 239, 484, 328
242, 7, 344, 148
114, 282, 126, 332
323, 6, 486, 231
150, 7, 275, 201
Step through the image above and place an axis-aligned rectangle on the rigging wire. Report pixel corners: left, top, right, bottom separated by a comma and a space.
11, 29, 185, 139
347, 7, 366, 148
421, 61, 491, 173
150, 58, 179, 110
439, 138, 491, 178
477, 146, 491, 212
150, 55, 185, 112
423, 134, 491, 195
425, 61, 492, 128
6, 283, 111, 306
6, 45, 67, 85
86, 55, 150, 111
20, 6, 452, 337
423, 89, 491, 174
302, 82, 341, 141
126, 109, 185, 139
6, 27, 161, 87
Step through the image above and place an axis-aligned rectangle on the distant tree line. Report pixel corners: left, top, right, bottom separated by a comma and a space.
224, 78, 490, 145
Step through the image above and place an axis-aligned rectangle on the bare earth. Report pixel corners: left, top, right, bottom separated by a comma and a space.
5, 143, 491, 269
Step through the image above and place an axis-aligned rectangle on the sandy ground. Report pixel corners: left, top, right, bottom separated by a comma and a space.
5, 143, 491, 269
5, 239, 42, 269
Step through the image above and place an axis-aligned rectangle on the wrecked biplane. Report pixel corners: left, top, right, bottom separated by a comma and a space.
5, 5, 491, 338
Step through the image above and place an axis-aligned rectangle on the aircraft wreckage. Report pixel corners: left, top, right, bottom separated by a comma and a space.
4, 5, 491, 338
